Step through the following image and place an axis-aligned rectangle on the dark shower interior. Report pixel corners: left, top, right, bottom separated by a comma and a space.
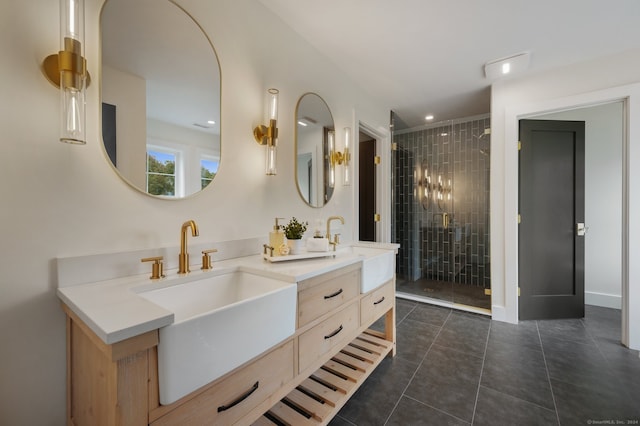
392, 115, 491, 311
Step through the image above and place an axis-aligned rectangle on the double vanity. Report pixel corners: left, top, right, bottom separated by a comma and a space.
57, 238, 397, 425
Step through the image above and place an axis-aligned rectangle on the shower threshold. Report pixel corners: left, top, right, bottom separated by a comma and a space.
396, 291, 491, 317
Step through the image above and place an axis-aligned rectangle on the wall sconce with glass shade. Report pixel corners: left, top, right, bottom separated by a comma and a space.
342, 127, 352, 186
328, 127, 351, 188
253, 88, 279, 175
42, 0, 89, 144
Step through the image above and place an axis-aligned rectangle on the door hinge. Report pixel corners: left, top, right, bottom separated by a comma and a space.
374, 213, 381, 222
374, 156, 381, 165
518, 214, 521, 224
391, 142, 398, 151
518, 287, 521, 297
484, 288, 492, 296
518, 141, 522, 150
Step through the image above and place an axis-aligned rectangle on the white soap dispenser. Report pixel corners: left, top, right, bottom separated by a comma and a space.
269, 217, 285, 256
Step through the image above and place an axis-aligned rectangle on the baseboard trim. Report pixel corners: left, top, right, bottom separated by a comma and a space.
585, 291, 622, 309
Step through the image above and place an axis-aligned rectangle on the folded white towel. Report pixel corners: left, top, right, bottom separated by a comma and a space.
306, 237, 329, 252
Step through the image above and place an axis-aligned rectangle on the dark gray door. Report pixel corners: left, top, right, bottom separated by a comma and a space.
519, 119, 585, 320
359, 133, 376, 242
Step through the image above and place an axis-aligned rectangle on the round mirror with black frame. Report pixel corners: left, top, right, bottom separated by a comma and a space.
295, 93, 335, 207
100, 0, 221, 199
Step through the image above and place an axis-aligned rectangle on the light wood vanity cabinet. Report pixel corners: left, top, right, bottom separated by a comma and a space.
64, 261, 396, 426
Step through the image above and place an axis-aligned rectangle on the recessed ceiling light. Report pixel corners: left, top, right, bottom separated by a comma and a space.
502, 63, 511, 74
297, 120, 308, 127
425, 115, 434, 121
207, 120, 215, 125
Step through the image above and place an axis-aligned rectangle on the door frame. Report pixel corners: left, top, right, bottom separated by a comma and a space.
356, 120, 391, 243
500, 84, 639, 349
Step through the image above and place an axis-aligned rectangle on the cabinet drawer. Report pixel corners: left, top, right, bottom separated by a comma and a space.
360, 279, 394, 327
298, 302, 359, 373
152, 340, 294, 426
298, 268, 359, 328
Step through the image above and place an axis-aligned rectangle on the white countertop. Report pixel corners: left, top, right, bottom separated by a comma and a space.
57, 242, 397, 345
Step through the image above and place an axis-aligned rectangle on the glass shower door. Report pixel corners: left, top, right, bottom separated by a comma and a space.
392, 114, 491, 312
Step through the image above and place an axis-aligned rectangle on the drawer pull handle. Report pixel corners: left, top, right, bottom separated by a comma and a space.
374, 296, 386, 305
324, 325, 343, 339
324, 288, 343, 299
217, 381, 259, 412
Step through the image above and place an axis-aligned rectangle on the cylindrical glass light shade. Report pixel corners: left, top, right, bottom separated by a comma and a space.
328, 130, 336, 188
61, 0, 84, 46
268, 88, 279, 121
60, 75, 86, 144
59, 0, 86, 144
266, 138, 277, 175
343, 127, 351, 186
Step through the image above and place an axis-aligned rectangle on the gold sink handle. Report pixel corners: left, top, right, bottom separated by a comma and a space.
141, 256, 165, 280
201, 249, 218, 270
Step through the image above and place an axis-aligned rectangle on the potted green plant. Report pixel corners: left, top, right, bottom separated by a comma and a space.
283, 217, 308, 254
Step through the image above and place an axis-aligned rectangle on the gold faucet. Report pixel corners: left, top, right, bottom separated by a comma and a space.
178, 220, 199, 274
326, 216, 345, 250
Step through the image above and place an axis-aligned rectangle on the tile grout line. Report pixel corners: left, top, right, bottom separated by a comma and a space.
469, 319, 491, 425
382, 308, 454, 426
536, 320, 562, 426
395, 301, 418, 327
402, 394, 472, 425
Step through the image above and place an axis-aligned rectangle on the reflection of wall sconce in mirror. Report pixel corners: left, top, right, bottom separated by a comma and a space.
42, 0, 89, 144
436, 174, 452, 209
420, 160, 431, 209
253, 88, 279, 175
329, 127, 351, 188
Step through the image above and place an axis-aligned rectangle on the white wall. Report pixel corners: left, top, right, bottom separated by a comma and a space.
536, 102, 624, 309
490, 48, 640, 350
0, 0, 388, 424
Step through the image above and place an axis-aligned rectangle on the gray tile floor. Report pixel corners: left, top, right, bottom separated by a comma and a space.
331, 299, 640, 425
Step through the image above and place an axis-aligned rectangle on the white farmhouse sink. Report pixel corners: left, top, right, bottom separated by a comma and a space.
340, 245, 396, 293
138, 271, 297, 405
